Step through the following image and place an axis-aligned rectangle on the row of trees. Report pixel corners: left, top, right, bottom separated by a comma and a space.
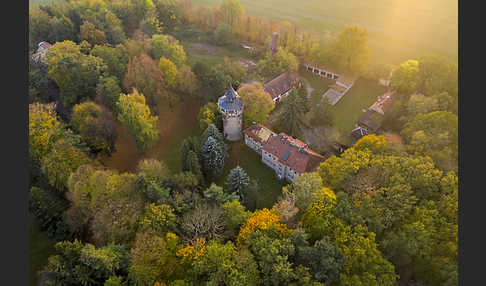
178, 0, 370, 75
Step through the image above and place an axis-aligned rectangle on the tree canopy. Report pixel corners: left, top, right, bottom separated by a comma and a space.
238, 82, 274, 128
116, 89, 160, 152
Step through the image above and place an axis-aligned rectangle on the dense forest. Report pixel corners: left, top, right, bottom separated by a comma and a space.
29, 0, 458, 285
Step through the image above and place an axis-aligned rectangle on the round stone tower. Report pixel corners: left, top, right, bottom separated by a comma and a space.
217, 84, 244, 141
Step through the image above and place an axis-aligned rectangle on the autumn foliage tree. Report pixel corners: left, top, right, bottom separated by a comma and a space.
157, 57, 178, 89
80, 21, 107, 46
116, 89, 160, 153
238, 82, 274, 127
198, 102, 222, 131
29, 103, 63, 165
150, 34, 187, 67
257, 48, 299, 79
237, 208, 291, 246
123, 53, 168, 112
41, 139, 93, 192
71, 101, 118, 155
46, 40, 107, 109
129, 232, 183, 285
330, 25, 370, 74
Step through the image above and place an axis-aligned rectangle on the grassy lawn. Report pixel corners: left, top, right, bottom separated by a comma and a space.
29, 215, 56, 286
330, 78, 388, 134
299, 67, 335, 101
175, 29, 254, 67
299, 67, 387, 144
194, 0, 457, 64
215, 140, 288, 211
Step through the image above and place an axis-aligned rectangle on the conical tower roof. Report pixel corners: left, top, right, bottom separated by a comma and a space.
218, 84, 243, 111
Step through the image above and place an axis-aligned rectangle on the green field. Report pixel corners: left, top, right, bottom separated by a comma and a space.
194, 0, 457, 64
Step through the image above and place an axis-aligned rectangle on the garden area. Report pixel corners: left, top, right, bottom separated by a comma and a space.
100, 95, 286, 211
216, 140, 287, 211
330, 78, 388, 134
299, 67, 388, 134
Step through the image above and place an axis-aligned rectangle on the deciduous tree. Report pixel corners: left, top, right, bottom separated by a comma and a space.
129, 232, 183, 285
123, 53, 168, 112
150, 34, 187, 67
71, 101, 118, 155
192, 240, 260, 286
41, 139, 92, 192
391, 59, 420, 96
330, 26, 370, 74
43, 240, 130, 286
257, 48, 298, 79
95, 75, 123, 113
80, 20, 107, 46
220, 0, 244, 29
203, 183, 239, 205
198, 103, 223, 132
181, 203, 226, 242
29, 103, 63, 164
139, 203, 178, 234
222, 200, 250, 239
238, 82, 274, 127
158, 57, 178, 89
90, 44, 129, 83
46, 40, 107, 108
116, 89, 160, 152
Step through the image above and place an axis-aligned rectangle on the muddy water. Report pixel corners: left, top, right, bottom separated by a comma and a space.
99, 98, 202, 173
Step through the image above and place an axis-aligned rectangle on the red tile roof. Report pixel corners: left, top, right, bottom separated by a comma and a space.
368, 90, 395, 115
262, 132, 326, 173
38, 42, 52, 50
263, 72, 301, 100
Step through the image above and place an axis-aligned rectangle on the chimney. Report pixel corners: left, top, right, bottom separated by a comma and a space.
271, 32, 279, 55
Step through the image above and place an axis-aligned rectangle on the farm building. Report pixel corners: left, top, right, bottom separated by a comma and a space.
303, 63, 340, 79
351, 90, 396, 143
263, 72, 302, 104
350, 126, 370, 143
368, 90, 395, 115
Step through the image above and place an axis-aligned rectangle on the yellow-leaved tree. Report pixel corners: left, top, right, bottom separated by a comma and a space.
116, 89, 160, 153
237, 208, 291, 246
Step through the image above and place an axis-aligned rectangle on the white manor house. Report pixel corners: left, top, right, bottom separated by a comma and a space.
243, 123, 327, 182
